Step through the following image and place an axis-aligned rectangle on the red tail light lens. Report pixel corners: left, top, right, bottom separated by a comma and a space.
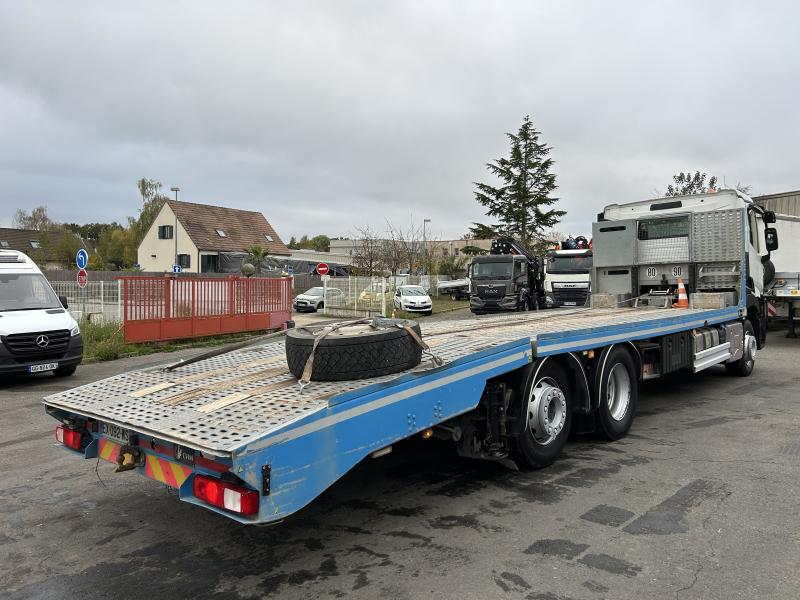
193, 475, 259, 516
55, 425, 84, 450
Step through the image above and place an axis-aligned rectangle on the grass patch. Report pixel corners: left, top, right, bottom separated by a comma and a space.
80, 320, 268, 363
388, 295, 469, 320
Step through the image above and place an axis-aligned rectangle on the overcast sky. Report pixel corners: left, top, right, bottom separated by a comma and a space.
1, 1, 798, 242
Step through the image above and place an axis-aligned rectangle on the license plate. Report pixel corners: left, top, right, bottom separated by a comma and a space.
564, 301, 577, 306
173, 444, 195, 466
28, 362, 58, 373
101, 423, 131, 445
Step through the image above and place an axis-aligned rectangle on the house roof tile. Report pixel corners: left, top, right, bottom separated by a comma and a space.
0, 227, 89, 263
166, 200, 290, 255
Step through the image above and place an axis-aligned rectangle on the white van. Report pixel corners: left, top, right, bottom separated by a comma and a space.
0, 250, 83, 377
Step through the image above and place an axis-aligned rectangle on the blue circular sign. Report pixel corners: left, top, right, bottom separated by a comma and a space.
76, 248, 89, 269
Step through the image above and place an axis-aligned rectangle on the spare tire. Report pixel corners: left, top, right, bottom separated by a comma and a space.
285, 318, 423, 381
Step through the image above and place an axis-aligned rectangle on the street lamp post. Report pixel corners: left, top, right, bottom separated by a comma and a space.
422, 218, 431, 276
170, 187, 180, 270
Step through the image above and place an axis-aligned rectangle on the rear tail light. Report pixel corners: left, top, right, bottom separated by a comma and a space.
193, 475, 259, 516
55, 424, 84, 451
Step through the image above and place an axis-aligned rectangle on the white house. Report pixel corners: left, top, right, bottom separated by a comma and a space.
137, 200, 290, 273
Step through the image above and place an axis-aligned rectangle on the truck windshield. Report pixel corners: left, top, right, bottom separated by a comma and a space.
547, 255, 593, 274
472, 261, 513, 279
0, 274, 62, 312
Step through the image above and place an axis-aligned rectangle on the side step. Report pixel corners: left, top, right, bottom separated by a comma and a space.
693, 342, 731, 373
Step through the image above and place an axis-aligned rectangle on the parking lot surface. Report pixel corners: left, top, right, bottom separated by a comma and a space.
1, 327, 798, 600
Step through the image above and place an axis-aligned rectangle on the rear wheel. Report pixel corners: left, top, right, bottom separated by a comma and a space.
726, 320, 756, 377
513, 361, 572, 469
596, 347, 637, 440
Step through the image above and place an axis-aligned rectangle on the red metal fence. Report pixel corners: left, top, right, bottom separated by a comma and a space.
119, 275, 292, 343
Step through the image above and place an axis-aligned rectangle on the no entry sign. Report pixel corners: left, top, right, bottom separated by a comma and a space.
316, 262, 330, 276
77, 268, 88, 288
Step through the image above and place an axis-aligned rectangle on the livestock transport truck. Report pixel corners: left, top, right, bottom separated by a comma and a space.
44, 189, 778, 524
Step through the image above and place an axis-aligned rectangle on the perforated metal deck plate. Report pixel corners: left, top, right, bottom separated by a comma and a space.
44, 308, 717, 456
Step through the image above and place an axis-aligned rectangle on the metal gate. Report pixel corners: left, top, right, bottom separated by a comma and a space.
119, 275, 292, 343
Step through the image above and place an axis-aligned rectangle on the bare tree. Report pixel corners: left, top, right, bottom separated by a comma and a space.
13, 206, 55, 230
383, 221, 409, 280
350, 225, 384, 276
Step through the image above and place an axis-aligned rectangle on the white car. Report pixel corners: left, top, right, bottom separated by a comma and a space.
0, 250, 83, 376
293, 287, 345, 312
393, 285, 433, 315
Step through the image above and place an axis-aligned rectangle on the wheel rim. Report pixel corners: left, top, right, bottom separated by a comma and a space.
744, 333, 757, 369
606, 363, 631, 421
527, 376, 567, 445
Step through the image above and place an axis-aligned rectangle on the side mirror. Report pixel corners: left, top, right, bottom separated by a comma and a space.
763, 210, 777, 224
58, 295, 69, 309
765, 227, 779, 252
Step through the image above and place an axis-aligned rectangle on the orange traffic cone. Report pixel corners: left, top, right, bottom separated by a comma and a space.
672, 277, 689, 308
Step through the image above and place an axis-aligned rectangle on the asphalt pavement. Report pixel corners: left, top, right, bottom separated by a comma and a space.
1, 317, 799, 600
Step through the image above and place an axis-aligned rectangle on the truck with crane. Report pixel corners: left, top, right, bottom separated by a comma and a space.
43, 189, 776, 524
468, 238, 544, 313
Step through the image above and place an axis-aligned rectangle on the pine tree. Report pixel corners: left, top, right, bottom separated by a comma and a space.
665, 172, 718, 197
473, 116, 564, 247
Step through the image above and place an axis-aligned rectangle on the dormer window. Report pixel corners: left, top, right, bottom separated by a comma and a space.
265, 235, 273, 242
215, 229, 227, 237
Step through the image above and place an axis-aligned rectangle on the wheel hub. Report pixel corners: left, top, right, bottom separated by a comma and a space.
606, 363, 631, 421
745, 333, 757, 366
528, 377, 567, 445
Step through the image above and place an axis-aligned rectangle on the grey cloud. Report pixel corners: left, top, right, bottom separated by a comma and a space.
0, 1, 798, 238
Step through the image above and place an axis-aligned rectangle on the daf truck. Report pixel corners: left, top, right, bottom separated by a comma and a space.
543, 248, 593, 308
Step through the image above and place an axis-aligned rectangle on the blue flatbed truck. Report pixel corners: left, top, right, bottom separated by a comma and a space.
43, 190, 777, 524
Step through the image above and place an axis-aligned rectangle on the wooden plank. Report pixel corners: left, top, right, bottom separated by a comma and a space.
197, 392, 252, 414
157, 367, 290, 406
129, 381, 177, 398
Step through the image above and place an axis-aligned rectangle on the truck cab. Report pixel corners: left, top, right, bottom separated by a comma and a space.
593, 189, 778, 347
469, 254, 526, 313
543, 249, 593, 307
469, 239, 546, 314
0, 250, 83, 376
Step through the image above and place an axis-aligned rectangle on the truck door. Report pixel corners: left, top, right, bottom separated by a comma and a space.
747, 209, 765, 296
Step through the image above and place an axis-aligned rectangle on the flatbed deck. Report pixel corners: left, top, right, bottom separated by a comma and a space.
44, 305, 740, 458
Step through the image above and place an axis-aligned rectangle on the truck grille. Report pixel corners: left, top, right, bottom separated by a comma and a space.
2, 329, 71, 361
476, 285, 505, 299
553, 290, 589, 305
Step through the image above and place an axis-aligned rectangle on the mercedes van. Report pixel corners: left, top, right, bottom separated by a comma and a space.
0, 250, 83, 377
